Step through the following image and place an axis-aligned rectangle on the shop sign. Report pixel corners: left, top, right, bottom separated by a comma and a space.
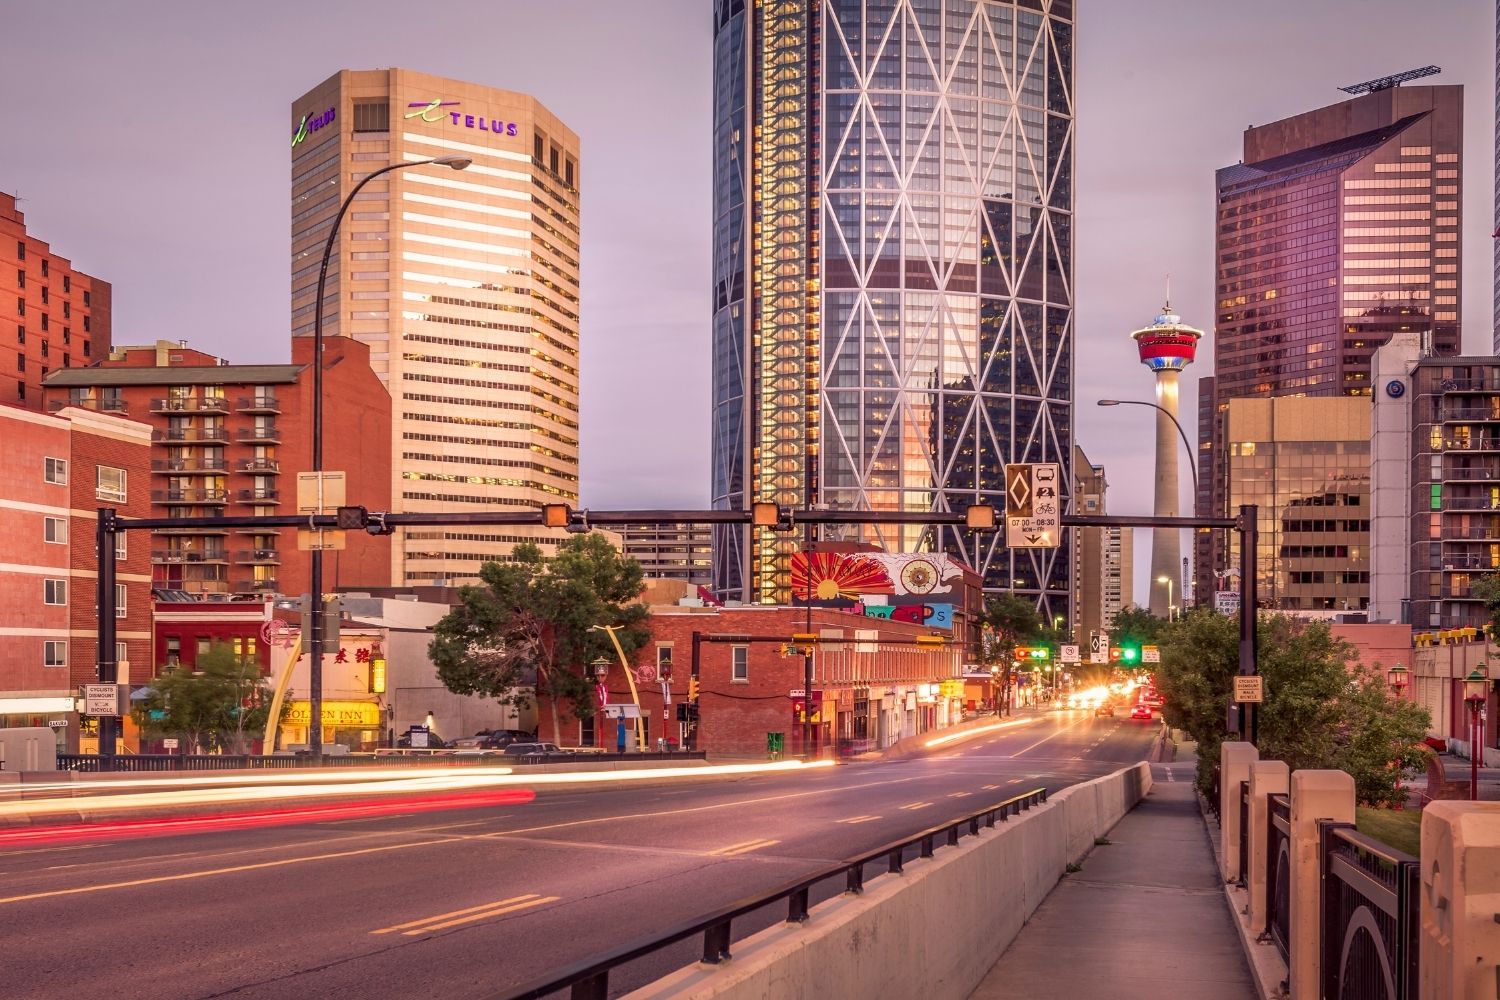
938, 679, 964, 698
284, 701, 381, 727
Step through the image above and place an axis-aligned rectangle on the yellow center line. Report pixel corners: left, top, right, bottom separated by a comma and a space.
717, 839, 780, 857
899, 802, 933, 811
411, 895, 560, 934
982, 784, 1001, 790
372, 894, 539, 935
0, 837, 463, 907
836, 815, 880, 824
948, 792, 971, 798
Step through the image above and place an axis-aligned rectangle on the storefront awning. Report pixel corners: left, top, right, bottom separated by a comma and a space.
0, 697, 77, 715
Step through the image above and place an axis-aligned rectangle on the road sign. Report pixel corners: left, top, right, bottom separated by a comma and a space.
1004, 462, 1061, 548
82, 683, 122, 717
297, 471, 349, 551
1090, 631, 1108, 664
1233, 675, 1264, 703
1060, 644, 1080, 663
163, 738, 179, 750
1142, 645, 1161, 664
1215, 591, 1240, 615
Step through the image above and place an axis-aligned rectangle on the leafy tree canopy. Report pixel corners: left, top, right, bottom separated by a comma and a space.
1155, 610, 1430, 807
132, 643, 276, 754
1107, 606, 1166, 647
429, 534, 651, 737
1471, 573, 1500, 644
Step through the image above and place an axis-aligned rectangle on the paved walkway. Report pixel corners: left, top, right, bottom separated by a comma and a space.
970, 762, 1255, 1000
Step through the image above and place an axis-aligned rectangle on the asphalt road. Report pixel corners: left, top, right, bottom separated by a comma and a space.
0, 709, 1160, 1000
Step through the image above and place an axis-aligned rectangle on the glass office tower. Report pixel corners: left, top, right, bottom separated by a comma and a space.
711, 0, 1075, 610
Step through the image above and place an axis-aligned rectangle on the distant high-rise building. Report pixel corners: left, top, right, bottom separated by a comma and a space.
0, 192, 112, 409
710, 0, 1076, 613
1131, 303, 1202, 618
290, 69, 580, 586
1198, 80, 1462, 604
618, 522, 713, 587
1071, 445, 1131, 645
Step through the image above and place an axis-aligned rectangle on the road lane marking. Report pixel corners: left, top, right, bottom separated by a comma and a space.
1007, 778, 1025, 784
899, 801, 933, 811
982, 784, 1001, 790
372, 893, 558, 935
837, 815, 880, 824
947, 792, 971, 798
0, 837, 463, 908
708, 838, 780, 857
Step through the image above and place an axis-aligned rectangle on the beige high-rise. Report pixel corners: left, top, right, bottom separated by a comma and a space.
291, 69, 580, 585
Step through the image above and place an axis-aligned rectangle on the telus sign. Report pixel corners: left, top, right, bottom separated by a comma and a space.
406, 98, 519, 137
291, 107, 336, 148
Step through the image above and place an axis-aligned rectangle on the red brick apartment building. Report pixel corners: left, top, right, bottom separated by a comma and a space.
539, 605, 967, 757
43, 336, 392, 597
0, 192, 111, 409
0, 404, 151, 747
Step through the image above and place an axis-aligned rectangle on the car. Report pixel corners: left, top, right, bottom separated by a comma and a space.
1130, 703, 1154, 721
502, 742, 564, 757
460, 729, 534, 750
1093, 703, 1115, 718
395, 730, 449, 749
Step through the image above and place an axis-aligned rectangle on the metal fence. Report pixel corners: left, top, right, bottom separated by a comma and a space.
1319, 820, 1420, 1000
1237, 780, 1250, 886
1267, 793, 1292, 964
55, 750, 708, 773
495, 786, 1050, 1000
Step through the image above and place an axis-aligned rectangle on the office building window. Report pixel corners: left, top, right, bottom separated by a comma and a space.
44, 641, 66, 667
45, 457, 67, 484
353, 101, 389, 132
44, 579, 66, 605
44, 516, 66, 544
96, 465, 126, 501
731, 645, 748, 682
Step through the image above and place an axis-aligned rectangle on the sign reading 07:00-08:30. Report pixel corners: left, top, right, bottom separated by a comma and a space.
1004, 463, 1061, 549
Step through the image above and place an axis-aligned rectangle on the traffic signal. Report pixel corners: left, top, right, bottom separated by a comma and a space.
915, 634, 948, 648
688, 676, 700, 702
1109, 644, 1141, 666
1015, 646, 1050, 661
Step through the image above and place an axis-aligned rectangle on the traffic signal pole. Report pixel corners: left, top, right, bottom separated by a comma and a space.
96, 508, 119, 756
1235, 504, 1259, 744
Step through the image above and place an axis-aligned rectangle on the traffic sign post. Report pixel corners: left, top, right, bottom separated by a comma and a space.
1004, 462, 1061, 548
82, 684, 123, 717
1233, 676, 1263, 703
1142, 645, 1160, 664
1060, 644, 1080, 663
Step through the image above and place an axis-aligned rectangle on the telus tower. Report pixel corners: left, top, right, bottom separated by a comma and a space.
710, 0, 1076, 611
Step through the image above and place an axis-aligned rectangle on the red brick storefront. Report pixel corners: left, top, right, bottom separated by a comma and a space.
538, 606, 966, 758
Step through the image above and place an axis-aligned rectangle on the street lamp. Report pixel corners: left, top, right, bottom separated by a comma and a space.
1386, 664, 1409, 696
990, 665, 1001, 717
591, 656, 618, 752
1097, 399, 1198, 500
1157, 575, 1174, 622
1463, 668, 1488, 801
305, 153, 472, 757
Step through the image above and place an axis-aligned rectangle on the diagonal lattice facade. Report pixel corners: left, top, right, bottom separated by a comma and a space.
712, 0, 1074, 615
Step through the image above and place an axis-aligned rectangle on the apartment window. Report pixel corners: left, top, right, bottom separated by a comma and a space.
40, 340, 48, 358
16, 381, 23, 401
40, 313, 48, 331
82, 340, 90, 357
165, 636, 181, 667
15, 324, 22, 343
40, 259, 48, 277
83, 290, 90, 307
44, 579, 66, 605
16, 269, 23, 288
16, 240, 24, 260
116, 583, 127, 618
15, 297, 22, 316
40, 286, 48, 304
44, 641, 66, 668
96, 465, 127, 501
534, 133, 543, 160
116, 640, 127, 666
731, 646, 748, 683
63, 275, 70, 293
15, 354, 23, 373
44, 516, 66, 544
83, 315, 90, 332
115, 532, 126, 559
44, 457, 67, 484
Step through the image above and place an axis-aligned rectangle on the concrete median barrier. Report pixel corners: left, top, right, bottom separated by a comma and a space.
624, 762, 1153, 1000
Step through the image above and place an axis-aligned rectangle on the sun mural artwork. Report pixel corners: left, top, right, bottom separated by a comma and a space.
791, 551, 894, 601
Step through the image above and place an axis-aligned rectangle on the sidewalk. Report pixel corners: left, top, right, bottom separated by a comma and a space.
970, 762, 1255, 1000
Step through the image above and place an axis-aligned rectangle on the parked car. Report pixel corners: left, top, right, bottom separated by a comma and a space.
396, 730, 450, 749
502, 742, 564, 757
1130, 703, 1154, 721
455, 729, 534, 750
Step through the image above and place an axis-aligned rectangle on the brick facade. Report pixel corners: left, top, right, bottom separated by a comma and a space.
0, 193, 111, 409
538, 606, 966, 757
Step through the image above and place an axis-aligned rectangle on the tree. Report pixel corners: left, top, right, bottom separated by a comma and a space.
980, 594, 1044, 714
1107, 606, 1165, 647
133, 643, 277, 753
1470, 573, 1500, 643
1155, 610, 1430, 806
429, 534, 651, 740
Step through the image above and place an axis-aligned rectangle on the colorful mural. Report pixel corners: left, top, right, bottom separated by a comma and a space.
790, 550, 967, 630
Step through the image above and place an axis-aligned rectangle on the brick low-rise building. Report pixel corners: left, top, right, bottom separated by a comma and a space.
0, 403, 150, 750
538, 603, 966, 758
43, 335, 390, 597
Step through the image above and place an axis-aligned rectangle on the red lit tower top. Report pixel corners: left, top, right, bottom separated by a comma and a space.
1131, 302, 1203, 372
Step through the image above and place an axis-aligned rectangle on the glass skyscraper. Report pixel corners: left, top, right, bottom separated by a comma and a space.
711, 0, 1075, 611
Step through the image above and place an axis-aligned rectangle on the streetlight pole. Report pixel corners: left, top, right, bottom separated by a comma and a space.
1464, 668, 1488, 801
305, 154, 470, 756
1156, 576, 1174, 622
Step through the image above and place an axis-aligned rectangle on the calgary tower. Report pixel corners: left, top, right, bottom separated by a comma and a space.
1130, 303, 1203, 619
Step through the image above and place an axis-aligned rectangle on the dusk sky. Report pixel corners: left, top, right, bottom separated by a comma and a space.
2, 1, 1494, 598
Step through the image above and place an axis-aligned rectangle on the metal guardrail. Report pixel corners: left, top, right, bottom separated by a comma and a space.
1319, 820, 1420, 1000
55, 751, 709, 772
495, 786, 1049, 1000
1268, 793, 1292, 963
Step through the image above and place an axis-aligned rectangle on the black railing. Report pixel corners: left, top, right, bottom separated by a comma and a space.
1268, 793, 1293, 964
497, 786, 1050, 1000
1238, 780, 1250, 886
1320, 820, 1420, 1000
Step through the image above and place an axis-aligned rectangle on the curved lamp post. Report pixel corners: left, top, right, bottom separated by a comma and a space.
305, 154, 471, 756
1102, 398, 1199, 615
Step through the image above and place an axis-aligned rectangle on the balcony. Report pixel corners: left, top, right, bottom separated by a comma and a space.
1442, 467, 1500, 481
151, 396, 229, 415
1439, 407, 1500, 423
234, 579, 279, 594
1440, 587, 1479, 600
237, 488, 280, 505
237, 394, 281, 414
49, 397, 127, 415
151, 549, 229, 564
1440, 557, 1500, 571
234, 549, 282, 564
1438, 438, 1500, 452
153, 427, 229, 444
154, 524, 230, 536
236, 458, 281, 475
1434, 378, 1500, 393
1442, 527, 1500, 541
151, 487, 229, 505
236, 426, 281, 444
151, 458, 228, 474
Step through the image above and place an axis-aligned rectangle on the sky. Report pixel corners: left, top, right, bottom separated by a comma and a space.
1, 0, 1494, 599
